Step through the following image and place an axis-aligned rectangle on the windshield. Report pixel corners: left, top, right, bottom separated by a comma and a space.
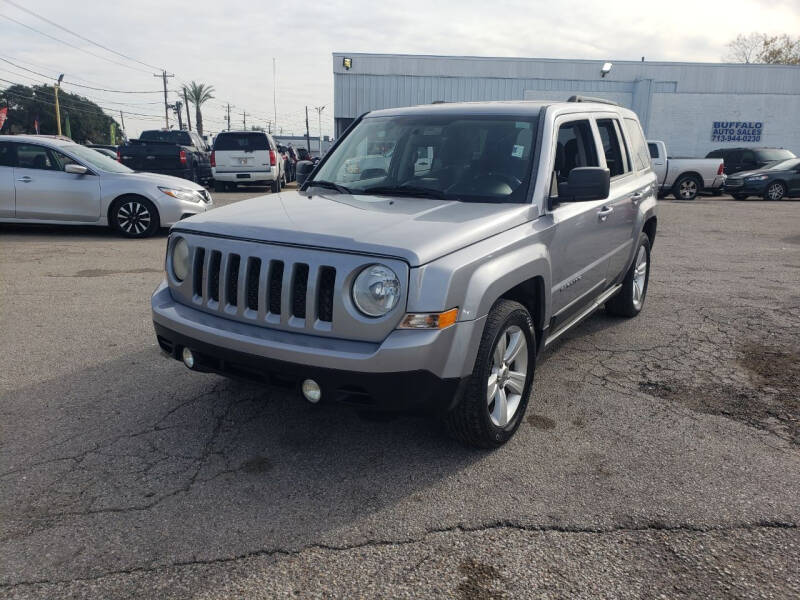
310, 114, 539, 203
67, 145, 133, 173
766, 158, 800, 171
755, 149, 795, 162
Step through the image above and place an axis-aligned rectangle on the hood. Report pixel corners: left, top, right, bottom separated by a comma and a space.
107, 170, 206, 191
172, 190, 534, 266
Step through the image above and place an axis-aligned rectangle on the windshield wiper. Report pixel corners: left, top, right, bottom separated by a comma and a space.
308, 180, 352, 194
362, 185, 446, 199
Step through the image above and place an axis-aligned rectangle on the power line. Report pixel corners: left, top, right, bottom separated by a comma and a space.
0, 79, 164, 118
0, 13, 153, 74
0, 0, 164, 72
0, 56, 162, 93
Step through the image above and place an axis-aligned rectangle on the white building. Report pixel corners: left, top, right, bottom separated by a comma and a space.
333, 52, 800, 157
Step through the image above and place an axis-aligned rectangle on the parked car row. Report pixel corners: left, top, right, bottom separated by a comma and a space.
706, 146, 798, 200
0, 134, 212, 238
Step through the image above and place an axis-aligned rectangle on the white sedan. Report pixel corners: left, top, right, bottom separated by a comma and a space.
0, 135, 213, 238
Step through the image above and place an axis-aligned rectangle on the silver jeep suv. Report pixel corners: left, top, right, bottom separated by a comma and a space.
152, 98, 658, 448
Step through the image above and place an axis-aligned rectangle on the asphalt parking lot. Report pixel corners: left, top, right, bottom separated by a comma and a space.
1, 190, 799, 599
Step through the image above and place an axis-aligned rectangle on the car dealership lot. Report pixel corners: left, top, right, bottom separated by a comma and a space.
1, 193, 798, 598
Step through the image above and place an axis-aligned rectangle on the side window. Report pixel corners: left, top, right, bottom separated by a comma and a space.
596, 119, 628, 177
648, 143, 659, 159
623, 118, 650, 171
741, 150, 756, 166
554, 119, 599, 183
16, 144, 59, 171
51, 150, 80, 171
0, 142, 15, 167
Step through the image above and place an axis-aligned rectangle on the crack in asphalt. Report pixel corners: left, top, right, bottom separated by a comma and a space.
1, 519, 796, 590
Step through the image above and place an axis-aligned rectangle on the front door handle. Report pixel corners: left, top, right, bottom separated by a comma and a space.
630, 191, 644, 204
16, 176, 32, 183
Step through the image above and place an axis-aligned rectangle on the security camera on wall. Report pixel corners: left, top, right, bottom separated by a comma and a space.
601, 62, 613, 78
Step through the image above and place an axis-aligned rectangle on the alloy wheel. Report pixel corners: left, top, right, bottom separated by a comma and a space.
767, 183, 785, 200
632, 244, 648, 310
117, 201, 151, 235
487, 325, 529, 427
679, 179, 698, 199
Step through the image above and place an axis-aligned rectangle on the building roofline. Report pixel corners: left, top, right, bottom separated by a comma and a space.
332, 51, 800, 70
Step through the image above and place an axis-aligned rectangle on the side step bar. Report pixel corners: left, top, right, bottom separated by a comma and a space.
544, 284, 622, 348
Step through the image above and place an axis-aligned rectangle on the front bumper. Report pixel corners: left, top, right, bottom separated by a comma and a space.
157, 197, 213, 227
724, 180, 767, 196
151, 282, 484, 410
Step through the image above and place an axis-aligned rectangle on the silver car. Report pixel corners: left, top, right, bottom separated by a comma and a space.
0, 135, 213, 238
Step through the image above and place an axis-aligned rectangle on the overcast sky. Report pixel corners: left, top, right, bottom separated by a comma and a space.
1, 0, 798, 138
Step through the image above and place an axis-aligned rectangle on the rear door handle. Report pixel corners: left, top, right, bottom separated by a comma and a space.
598, 205, 614, 221
16, 176, 32, 183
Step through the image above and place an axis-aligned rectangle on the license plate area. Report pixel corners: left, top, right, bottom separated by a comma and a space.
236, 174, 251, 179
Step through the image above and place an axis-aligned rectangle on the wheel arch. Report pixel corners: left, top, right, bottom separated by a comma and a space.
643, 215, 657, 248
107, 193, 161, 228
673, 171, 703, 185
498, 276, 546, 352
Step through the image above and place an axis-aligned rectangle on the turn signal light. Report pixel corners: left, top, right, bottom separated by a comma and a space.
717, 162, 724, 175
179, 150, 187, 165
398, 308, 459, 330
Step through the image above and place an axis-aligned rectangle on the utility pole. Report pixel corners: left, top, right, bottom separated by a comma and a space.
226, 103, 231, 131
267, 121, 272, 134
305, 105, 311, 152
174, 101, 184, 130
242, 110, 247, 130
154, 70, 174, 129
119, 110, 126, 138
183, 87, 192, 131
314, 106, 325, 156
54, 73, 64, 136
272, 58, 277, 135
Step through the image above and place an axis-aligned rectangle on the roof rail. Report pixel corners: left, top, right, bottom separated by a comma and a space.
567, 95, 619, 106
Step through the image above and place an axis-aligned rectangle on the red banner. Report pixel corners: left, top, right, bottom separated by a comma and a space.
0, 107, 7, 131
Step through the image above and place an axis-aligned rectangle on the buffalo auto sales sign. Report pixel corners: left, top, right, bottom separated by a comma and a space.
711, 121, 763, 143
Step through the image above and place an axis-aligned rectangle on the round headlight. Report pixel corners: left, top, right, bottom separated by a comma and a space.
352, 264, 401, 317
171, 237, 190, 282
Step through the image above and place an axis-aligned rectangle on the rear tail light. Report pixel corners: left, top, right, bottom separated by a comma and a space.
269, 150, 277, 166
210, 151, 216, 168
116, 149, 121, 162
717, 162, 724, 175
179, 150, 187, 165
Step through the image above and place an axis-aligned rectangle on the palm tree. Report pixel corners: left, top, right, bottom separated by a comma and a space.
183, 81, 215, 136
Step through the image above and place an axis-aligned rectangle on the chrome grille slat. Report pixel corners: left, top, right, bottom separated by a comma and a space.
305, 265, 320, 324
256, 259, 269, 320
279, 264, 293, 325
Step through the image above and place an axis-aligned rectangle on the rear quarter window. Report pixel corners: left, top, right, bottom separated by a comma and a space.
623, 118, 651, 171
214, 133, 269, 151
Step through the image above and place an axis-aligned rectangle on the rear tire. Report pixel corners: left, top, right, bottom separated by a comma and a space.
214, 180, 226, 193
672, 174, 702, 200
444, 299, 536, 449
606, 232, 651, 318
109, 196, 160, 238
270, 178, 280, 193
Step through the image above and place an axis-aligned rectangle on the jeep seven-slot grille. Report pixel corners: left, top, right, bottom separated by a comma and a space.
194, 247, 336, 324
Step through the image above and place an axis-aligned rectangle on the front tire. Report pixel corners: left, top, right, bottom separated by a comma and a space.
214, 180, 227, 193
672, 175, 701, 200
110, 196, 159, 238
765, 181, 786, 201
606, 232, 651, 318
445, 300, 536, 448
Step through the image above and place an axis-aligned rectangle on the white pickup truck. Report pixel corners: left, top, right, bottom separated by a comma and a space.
647, 140, 725, 200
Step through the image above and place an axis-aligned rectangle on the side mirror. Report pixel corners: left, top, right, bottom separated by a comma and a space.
65, 164, 88, 175
556, 167, 610, 202
295, 160, 315, 186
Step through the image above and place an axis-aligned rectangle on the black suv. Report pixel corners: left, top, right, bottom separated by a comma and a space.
706, 147, 796, 175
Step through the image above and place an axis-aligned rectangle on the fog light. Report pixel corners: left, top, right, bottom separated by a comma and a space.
182, 347, 195, 369
301, 379, 322, 403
